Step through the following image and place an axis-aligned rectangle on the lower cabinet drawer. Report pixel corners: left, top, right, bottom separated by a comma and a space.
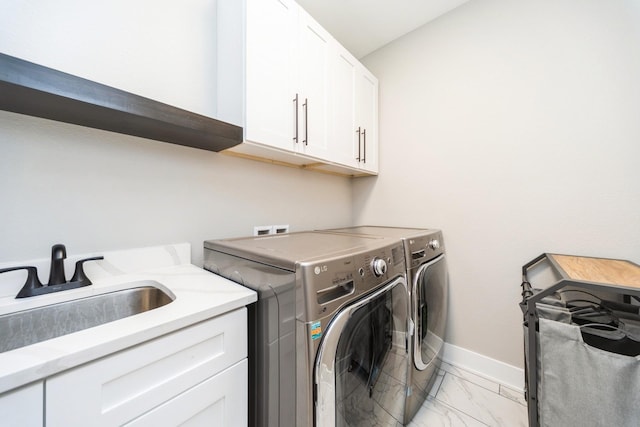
46, 308, 247, 426
125, 359, 247, 427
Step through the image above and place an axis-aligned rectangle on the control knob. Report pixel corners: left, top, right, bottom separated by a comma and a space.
428, 239, 440, 250
371, 257, 387, 277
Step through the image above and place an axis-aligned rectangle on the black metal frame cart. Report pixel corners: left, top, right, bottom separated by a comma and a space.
520, 253, 640, 427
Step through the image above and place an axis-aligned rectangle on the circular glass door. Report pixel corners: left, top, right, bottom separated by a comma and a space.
413, 254, 448, 370
315, 277, 409, 426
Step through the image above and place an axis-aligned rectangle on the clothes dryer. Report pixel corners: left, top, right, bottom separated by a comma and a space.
320, 226, 448, 424
204, 232, 410, 427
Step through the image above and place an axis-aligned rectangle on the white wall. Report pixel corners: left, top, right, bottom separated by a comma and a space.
0, 0, 353, 267
356, 0, 640, 367
0, 0, 220, 117
0, 112, 353, 266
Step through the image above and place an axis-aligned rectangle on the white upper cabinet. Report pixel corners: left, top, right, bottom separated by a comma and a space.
329, 45, 379, 173
355, 66, 379, 173
330, 45, 359, 168
244, 0, 331, 159
244, 0, 298, 151
297, 9, 331, 160
218, 0, 378, 176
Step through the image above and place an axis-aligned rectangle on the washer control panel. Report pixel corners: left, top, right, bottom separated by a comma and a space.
406, 230, 445, 269
299, 242, 405, 321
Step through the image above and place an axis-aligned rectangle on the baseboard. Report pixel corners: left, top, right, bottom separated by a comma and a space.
442, 343, 524, 391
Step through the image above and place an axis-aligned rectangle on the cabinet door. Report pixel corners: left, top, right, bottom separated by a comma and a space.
0, 382, 43, 427
355, 67, 379, 173
245, 0, 298, 151
330, 45, 359, 168
297, 10, 331, 160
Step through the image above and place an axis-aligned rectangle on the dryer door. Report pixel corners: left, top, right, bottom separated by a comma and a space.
413, 254, 448, 370
315, 276, 409, 427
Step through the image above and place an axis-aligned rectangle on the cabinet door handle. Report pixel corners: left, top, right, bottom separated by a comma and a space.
356, 127, 361, 161
303, 98, 308, 146
293, 93, 299, 143
362, 128, 366, 164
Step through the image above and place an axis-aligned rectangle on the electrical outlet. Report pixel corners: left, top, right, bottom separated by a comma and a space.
273, 224, 289, 234
253, 225, 273, 236
253, 224, 290, 236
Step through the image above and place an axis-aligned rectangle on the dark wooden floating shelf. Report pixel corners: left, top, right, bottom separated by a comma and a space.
0, 53, 243, 152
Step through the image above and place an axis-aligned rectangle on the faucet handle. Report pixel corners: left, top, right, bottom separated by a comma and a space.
70, 256, 104, 285
0, 266, 44, 298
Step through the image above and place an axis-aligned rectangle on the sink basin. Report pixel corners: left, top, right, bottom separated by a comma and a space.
0, 285, 175, 353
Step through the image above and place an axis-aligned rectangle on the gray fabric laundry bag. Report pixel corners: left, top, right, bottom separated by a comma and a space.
538, 318, 640, 427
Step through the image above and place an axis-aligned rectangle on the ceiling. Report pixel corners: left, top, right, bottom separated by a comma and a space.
296, 0, 470, 58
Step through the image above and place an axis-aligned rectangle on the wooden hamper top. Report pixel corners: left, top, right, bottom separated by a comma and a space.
550, 254, 640, 289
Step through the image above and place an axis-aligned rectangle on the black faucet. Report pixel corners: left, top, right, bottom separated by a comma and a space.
0, 244, 103, 298
48, 243, 67, 285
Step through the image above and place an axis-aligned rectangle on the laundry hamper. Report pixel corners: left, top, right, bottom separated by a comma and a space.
520, 254, 640, 427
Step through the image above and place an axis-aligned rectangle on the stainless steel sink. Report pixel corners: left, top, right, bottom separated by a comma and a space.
0, 285, 175, 353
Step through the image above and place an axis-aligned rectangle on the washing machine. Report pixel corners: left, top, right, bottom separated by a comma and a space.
203, 232, 410, 427
320, 226, 448, 424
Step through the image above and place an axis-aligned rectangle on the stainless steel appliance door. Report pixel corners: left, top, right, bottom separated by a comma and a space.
315, 276, 409, 426
413, 254, 448, 370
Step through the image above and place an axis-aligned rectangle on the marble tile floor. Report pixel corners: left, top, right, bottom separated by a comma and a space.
408, 362, 528, 427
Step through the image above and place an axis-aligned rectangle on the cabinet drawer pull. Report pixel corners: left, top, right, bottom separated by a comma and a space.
303, 98, 308, 146
362, 128, 366, 164
293, 94, 299, 143
356, 127, 361, 161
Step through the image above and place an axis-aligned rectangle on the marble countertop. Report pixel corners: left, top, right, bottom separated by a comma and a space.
0, 243, 256, 394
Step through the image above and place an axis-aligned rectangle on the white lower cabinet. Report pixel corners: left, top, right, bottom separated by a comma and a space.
0, 382, 43, 426
46, 308, 248, 426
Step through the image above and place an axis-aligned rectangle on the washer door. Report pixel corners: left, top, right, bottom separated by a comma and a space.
413, 254, 448, 370
315, 276, 409, 427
